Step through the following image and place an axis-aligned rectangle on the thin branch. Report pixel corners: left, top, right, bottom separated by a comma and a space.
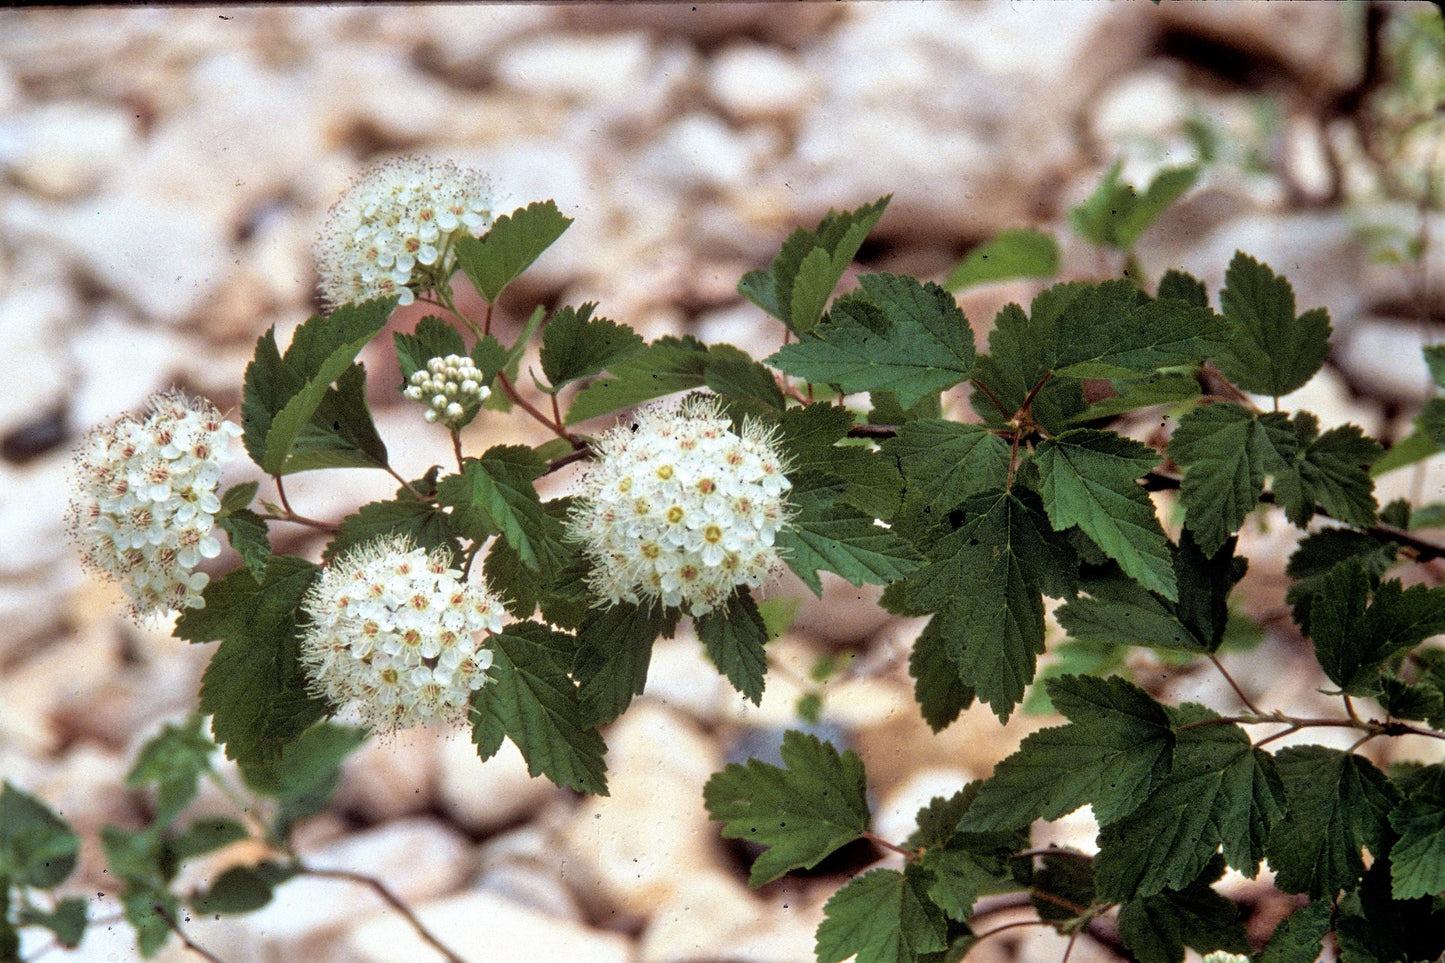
149, 903, 224, 963
302, 867, 467, 963
1210, 655, 1263, 715
862, 830, 919, 862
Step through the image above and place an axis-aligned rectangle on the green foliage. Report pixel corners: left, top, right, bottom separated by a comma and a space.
241, 297, 394, 475
177, 556, 327, 765
777, 473, 920, 596
0, 782, 78, 889
1069, 161, 1200, 251
126, 715, 216, 826
471, 621, 609, 795
1114, 856, 1249, 963
538, 302, 646, 391
945, 228, 1059, 289
703, 729, 870, 886
694, 592, 771, 704
894, 488, 1078, 720
563, 335, 711, 424
1306, 562, 1445, 695
767, 272, 976, 409
739, 196, 890, 334
1266, 746, 1398, 898
1213, 252, 1332, 398
815, 868, 947, 963
453, 200, 572, 303
1036, 428, 1176, 599
436, 445, 551, 570
1256, 898, 1333, 963
573, 602, 672, 725
238, 722, 367, 837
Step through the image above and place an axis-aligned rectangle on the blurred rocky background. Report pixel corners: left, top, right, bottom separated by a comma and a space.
1, 4, 1442, 961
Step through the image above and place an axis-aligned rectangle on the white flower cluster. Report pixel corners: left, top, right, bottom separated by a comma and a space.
314, 156, 493, 309
299, 535, 504, 734
567, 395, 793, 616
403, 354, 490, 428
67, 391, 241, 617
1200, 955, 1251, 963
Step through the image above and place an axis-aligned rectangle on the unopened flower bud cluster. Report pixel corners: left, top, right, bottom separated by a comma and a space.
67, 391, 241, 617
404, 354, 489, 428
314, 156, 492, 308
299, 535, 504, 734
567, 395, 793, 616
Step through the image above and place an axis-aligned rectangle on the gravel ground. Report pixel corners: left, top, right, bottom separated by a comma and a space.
2, 5, 1442, 962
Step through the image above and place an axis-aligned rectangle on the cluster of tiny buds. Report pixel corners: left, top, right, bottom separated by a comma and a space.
566, 394, 794, 617
313, 156, 493, 309
299, 535, 505, 734
403, 354, 489, 428
66, 390, 242, 618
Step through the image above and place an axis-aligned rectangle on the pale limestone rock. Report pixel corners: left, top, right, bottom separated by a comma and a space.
1, 192, 231, 326
436, 731, 560, 836
643, 631, 736, 722
331, 726, 443, 822
345, 888, 634, 963
68, 308, 198, 429
873, 766, 971, 847
0, 102, 140, 200
494, 32, 653, 103
1339, 321, 1444, 405
474, 819, 583, 921
560, 702, 725, 916
202, 817, 472, 959
708, 42, 813, 122
0, 280, 73, 439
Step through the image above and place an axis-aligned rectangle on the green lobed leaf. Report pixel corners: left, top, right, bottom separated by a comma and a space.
1156, 268, 1209, 308
217, 507, 270, 580
240, 297, 395, 475
1025, 850, 1096, 925
968, 293, 1087, 434
774, 403, 904, 520
453, 200, 573, 303
323, 492, 461, 566
908, 786, 1028, 923
573, 602, 671, 726
115, 882, 177, 957
1094, 704, 1284, 900
1068, 161, 1199, 251
1308, 562, 1445, 695
126, 715, 215, 827
0, 781, 79, 889
1057, 533, 1243, 654
470, 621, 608, 795
1036, 428, 1177, 600
702, 343, 787, 411
1069, 371, 1202, 424
1284, 528, 1398, 635
17, 896, 87, 949
814, 867, 947, 963
1375, 673, 1444, 724
703, 728, 870, 886
694, 591, 771, 705
776, 472, 920, 596
1266, 745, 1399, 898
1269, 411, 1381, 529
189, 862, 298, 915
564, 335, 711, 424
960, 675, 1173, 832
167, 817, 248, 860
393, 315, 468, 384
538, 302, 646, 391
1334, 842, 1445, 963
767, 273, 976, 409
238, 722, 367, 837
908, 615, 975, 733
1167, 402, 1296, 555
738, 196, 890, 335
900, 488, 1078, 720
1115, 856, 1249, 963
1051, 279, 1223, 380
1214, 251, 1332, 398
880, 420, 1012, 515
177, 555, 327, 765
945, 228, 1059, 289
436, 445, 550, 570
1255, 897, 1333, 963
1387, 788, 1445, 900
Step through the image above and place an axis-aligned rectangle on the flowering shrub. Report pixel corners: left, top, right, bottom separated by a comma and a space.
566, 395, 793, 616
16, 117, 1445, 961
298, 534, 503, 733
65, 390, 241, 616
